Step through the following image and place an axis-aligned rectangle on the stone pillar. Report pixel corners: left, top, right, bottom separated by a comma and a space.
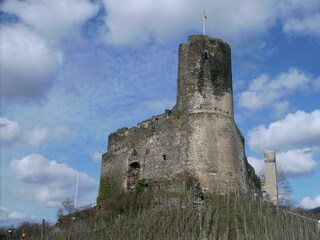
264, 150, 278, 205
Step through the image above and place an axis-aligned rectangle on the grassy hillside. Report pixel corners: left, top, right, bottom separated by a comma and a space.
3, 191, 320, 239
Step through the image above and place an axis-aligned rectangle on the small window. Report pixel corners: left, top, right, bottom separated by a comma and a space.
129, 161, 140, 169
163, 154, 167, 160
204, 52, 208, 60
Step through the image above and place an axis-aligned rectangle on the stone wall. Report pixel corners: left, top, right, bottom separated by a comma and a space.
101, 110, 192, 193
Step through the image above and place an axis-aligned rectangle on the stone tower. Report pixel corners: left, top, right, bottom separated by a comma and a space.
264, 150, 278, 205
177, 35, 233, 116
176, 36, 244, 191
98, 35, 261, 201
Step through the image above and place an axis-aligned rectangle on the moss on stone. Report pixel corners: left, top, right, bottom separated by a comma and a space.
97, 175, 117, 204
135, 178, 148, 194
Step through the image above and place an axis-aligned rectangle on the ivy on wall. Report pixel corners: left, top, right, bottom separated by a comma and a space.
97, 176, 117, 204
135, 178, 148, 194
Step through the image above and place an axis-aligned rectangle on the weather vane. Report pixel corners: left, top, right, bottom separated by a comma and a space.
203, 12, 207, 35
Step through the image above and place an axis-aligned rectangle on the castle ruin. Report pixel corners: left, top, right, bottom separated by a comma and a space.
99, 35, 261, 200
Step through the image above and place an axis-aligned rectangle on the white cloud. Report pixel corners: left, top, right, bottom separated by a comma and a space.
8, 211, 28, 220
277, 148, 316, 176
101, 0, 320, 46
2, 0, 99, 43
248, 148, 316, 177
0, 207, 9, 221
9, 154, 97, 206
248, 110, 320, 152
273, 101, 290, 118
283, 13, 320, 38
0, 118, 19, 142
237, 91, 264, 110
314, 77, 320, 90
53, 126, 72, 138
238, 68, 312, 113
91, 151, 102, 163
0, 206, 9, 213
0, 119, 71, 147
26, 127, 50, 147
1, 0, 99, 103
0, 24, 63, 103
300, 194, 320, 209
25, 126, 72, 147
102, 0, 278, 46
277, 0, 320, 39
248, 156, 264, 177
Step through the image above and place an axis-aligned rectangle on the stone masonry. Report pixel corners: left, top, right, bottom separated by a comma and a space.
99, 35, 261, 199
264, 150, 278, 205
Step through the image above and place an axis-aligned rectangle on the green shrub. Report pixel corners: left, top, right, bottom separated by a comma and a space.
97, 176, 116, 204
135, 178, 148, 194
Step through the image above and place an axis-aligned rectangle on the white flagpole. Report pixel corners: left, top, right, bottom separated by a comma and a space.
203, 12, 207, 35
74, 173, 79, 208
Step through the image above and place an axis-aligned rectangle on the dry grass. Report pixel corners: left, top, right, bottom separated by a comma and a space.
4, 191, 320, 240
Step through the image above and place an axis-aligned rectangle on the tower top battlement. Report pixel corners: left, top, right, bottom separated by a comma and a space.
187, 35, 230, 48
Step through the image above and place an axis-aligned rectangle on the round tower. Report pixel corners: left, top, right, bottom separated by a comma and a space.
176, 35, 234, 118
176, 35, 251, 192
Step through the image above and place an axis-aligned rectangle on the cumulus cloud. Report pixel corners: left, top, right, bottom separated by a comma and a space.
248, 148, 316, 177
0, 206, 8, 212
248, 156, 264, 177
300, 194, 320, 209
8, 211, 28, 220
102, 0, 278, 46
2, 0, 99, 43
26, 127, 50, 147
1, 0, 99, 103
0, 206, 9, 220
0, 24, 62, 103
0, 118, 19, 142
283, 14, 320, 38
10, 154, 97, 207
91, 151, 102, 162
277, 148, 316, 176
0, 119, 71, 147
314, 77, 320, 90
101, 0, 320, 46
281, 0, 320, 39
238, 68, 312, 113
25, 126, 72, 147
248, 110, 320, 152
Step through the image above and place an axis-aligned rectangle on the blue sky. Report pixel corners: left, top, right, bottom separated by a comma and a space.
1, 0, 320, 225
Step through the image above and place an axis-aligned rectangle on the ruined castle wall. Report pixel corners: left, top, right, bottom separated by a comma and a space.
102, 111, 190, 192
100, 35, 261, 199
